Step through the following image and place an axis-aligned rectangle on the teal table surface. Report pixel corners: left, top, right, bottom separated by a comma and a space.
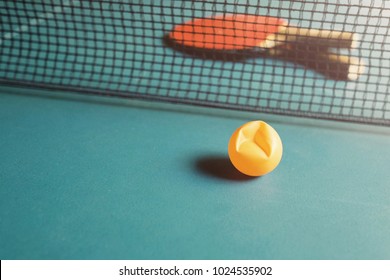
1, 86, 390, 260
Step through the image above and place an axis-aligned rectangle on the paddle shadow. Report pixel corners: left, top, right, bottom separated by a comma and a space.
163, 34, 356, 81
162, 34, 261, 62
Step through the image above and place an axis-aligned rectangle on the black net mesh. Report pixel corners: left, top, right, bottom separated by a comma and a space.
1, 0, 389, 125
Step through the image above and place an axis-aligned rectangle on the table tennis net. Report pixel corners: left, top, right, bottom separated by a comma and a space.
1, 1, 389, 125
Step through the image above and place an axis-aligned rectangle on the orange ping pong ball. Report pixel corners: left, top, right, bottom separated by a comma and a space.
228, 121, 283, 176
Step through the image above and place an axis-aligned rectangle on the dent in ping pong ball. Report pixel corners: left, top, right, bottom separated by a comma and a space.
228, 121, 283, 177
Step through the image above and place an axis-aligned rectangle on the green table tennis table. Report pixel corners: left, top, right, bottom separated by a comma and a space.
1, 1, 390, 260
1, 86, 390, 260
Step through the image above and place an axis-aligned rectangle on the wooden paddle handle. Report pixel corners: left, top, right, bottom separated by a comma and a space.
270, 46, 365, 80
280, 26, 358, 49
260, 26, 358, 50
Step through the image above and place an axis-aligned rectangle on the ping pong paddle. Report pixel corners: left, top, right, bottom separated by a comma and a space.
169, 14, 357, 52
